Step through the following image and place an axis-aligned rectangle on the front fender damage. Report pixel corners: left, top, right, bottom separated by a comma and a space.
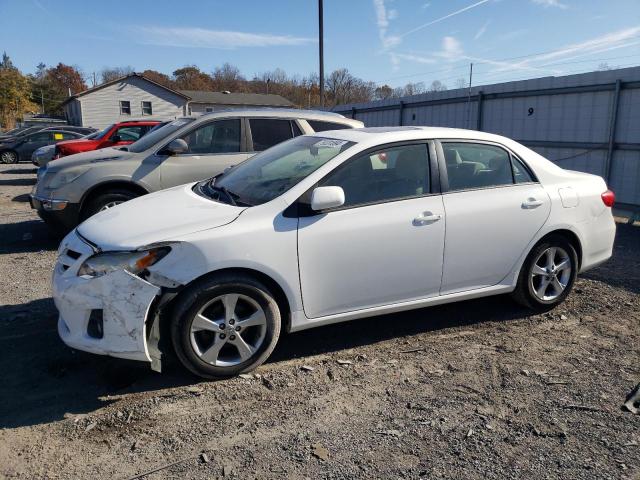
55, 269, 161, 362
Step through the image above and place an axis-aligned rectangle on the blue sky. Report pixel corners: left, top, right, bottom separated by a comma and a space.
0, 0, 639, 88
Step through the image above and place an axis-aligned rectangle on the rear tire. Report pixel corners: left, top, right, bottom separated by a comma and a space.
512, 235, 578, 311
81, 190, 139, 220
0, 150, 18, 164
171, 274, 281, 379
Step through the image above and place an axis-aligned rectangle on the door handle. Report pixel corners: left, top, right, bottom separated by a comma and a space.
522, 198, 543, 209
413, 212, 442, 225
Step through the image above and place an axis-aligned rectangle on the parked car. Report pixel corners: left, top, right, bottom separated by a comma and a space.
52, 127, 615, 379
0, 129, 85, 164
31, 110, 362, 230
53, 120, 162, 158
31, 130, 101, 167
0, 124, 49, 141
42, 125, 97, 136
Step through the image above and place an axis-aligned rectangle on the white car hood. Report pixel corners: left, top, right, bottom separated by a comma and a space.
77, 183, 245, 250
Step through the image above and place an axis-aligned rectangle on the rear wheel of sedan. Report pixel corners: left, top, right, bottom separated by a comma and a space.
0, 150, 18, 164
512, 235, 578, 311
171, 274, 281, 379
82, 190, 139, 220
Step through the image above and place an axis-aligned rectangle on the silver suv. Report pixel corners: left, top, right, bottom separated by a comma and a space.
30, 109, 362, 230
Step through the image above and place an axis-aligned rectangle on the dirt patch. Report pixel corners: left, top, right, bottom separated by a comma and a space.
0, 163, 638, 479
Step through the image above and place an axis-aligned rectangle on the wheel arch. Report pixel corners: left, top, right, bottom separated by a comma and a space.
536, 228, 583, 269
165, 267, 293, 334
80, 180, 149, 213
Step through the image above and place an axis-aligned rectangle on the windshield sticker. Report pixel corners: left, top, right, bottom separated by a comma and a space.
314, 139, 348, 148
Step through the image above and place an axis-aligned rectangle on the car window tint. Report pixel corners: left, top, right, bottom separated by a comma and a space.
307, 120, 351, 132
180, 119, 241, 154
250, 119, 294, 151
292, 121, 303, 137
512, 156, 535, 183
115, 126, 145, 142
442, 142, 514, 191
319, 143, 430, 208
28, 131, 52, 142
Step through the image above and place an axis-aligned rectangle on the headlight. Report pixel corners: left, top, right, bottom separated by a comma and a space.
48, 168, 86, 189
77, 247, 170, 278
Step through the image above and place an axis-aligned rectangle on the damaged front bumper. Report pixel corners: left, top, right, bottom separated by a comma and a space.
53, 231, 161, 363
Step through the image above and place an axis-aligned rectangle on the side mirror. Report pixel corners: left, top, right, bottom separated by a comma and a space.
310, 186, 345, 212
162, 138, 189, 156
110, 134, 121, 143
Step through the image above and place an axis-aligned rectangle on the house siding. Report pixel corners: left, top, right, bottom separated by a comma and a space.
70, 77, 185, 129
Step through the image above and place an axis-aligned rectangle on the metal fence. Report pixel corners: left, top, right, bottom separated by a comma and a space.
333, 66, 640, 210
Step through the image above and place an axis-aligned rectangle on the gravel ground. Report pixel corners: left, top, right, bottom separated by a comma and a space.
0, 163, 638, 480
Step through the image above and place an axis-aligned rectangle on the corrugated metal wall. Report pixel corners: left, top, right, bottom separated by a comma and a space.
334, 66, 640, 208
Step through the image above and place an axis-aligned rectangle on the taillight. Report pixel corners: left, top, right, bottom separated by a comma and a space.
601, 190, 615, 207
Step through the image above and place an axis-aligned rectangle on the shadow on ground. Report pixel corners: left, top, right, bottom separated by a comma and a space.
0, 167, 37, 175
582, 223, 640, 294
0, 219, 60, 254
0, 178, 36, 186
0, 293, 528, 430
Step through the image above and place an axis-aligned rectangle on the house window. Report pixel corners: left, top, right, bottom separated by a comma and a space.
205, 107, 214, 113
120, 100, 131, 115
141, 101, 152, 116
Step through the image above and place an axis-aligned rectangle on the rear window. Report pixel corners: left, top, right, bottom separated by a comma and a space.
249, 119, 297, 151
307, 120, 352, 132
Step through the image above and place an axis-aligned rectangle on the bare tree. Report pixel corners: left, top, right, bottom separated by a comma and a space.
454, 78, 468, 89
429, 80, 447, 92
100, 66, 134, 84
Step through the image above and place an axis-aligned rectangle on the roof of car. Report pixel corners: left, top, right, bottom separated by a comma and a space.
184, 108, 361, 124
308, 126, 514, 144
180, 90, 294, 107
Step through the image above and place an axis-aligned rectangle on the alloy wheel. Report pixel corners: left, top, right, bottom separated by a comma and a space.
529, 246, 572, 302
99, 201, 123, 212
189, 293, 267, 367
1, 151, 17, 164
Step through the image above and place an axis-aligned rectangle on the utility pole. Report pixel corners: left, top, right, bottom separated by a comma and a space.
466, 63, 473, 128
40, 90, 44, 114
319, 0, 324, 108
266, 78, 270, 95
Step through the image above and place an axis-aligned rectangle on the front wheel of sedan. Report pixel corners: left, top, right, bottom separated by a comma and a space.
0, 150, 18, 164
512, 235, 578, 311
171, 274, 282, 379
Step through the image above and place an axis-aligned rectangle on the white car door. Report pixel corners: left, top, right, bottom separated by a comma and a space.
297, 142, 446, 319
160, 118, 251, 188
438, 141, 551, 294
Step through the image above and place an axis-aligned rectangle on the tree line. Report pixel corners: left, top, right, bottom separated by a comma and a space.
0, 52, 457, 129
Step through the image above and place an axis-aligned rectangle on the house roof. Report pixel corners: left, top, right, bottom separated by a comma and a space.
179, 90, 294, 107
61, 73, 190, 105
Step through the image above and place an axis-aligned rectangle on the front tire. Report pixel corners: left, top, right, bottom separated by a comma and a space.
171, 274, 281, 379
512, 235, 578, 311
0, 150, 18, 164
81, 190, 139, 220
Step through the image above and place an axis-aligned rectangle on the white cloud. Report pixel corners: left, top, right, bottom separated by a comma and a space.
439, 36, 464, 60
474, 20, 490, 40
532, 0, 568, 9
136, 26, 314, 49
372, 0, 403, 68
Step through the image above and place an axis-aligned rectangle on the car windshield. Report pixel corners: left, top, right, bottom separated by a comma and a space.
93, 124, 114, 140
200, 135, 354, 206
128, 118, 195, 153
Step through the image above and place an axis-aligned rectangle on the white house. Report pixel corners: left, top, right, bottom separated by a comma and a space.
63, 74, 294, 129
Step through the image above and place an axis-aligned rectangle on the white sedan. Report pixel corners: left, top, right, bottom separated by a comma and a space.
52, 127, 616, 378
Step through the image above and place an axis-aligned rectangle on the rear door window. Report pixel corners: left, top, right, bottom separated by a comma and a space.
442, 142, 514, 191
249, 119, 296, 151
179, 119, 241, 154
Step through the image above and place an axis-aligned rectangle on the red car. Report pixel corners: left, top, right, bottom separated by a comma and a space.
55, 120, 161, 158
